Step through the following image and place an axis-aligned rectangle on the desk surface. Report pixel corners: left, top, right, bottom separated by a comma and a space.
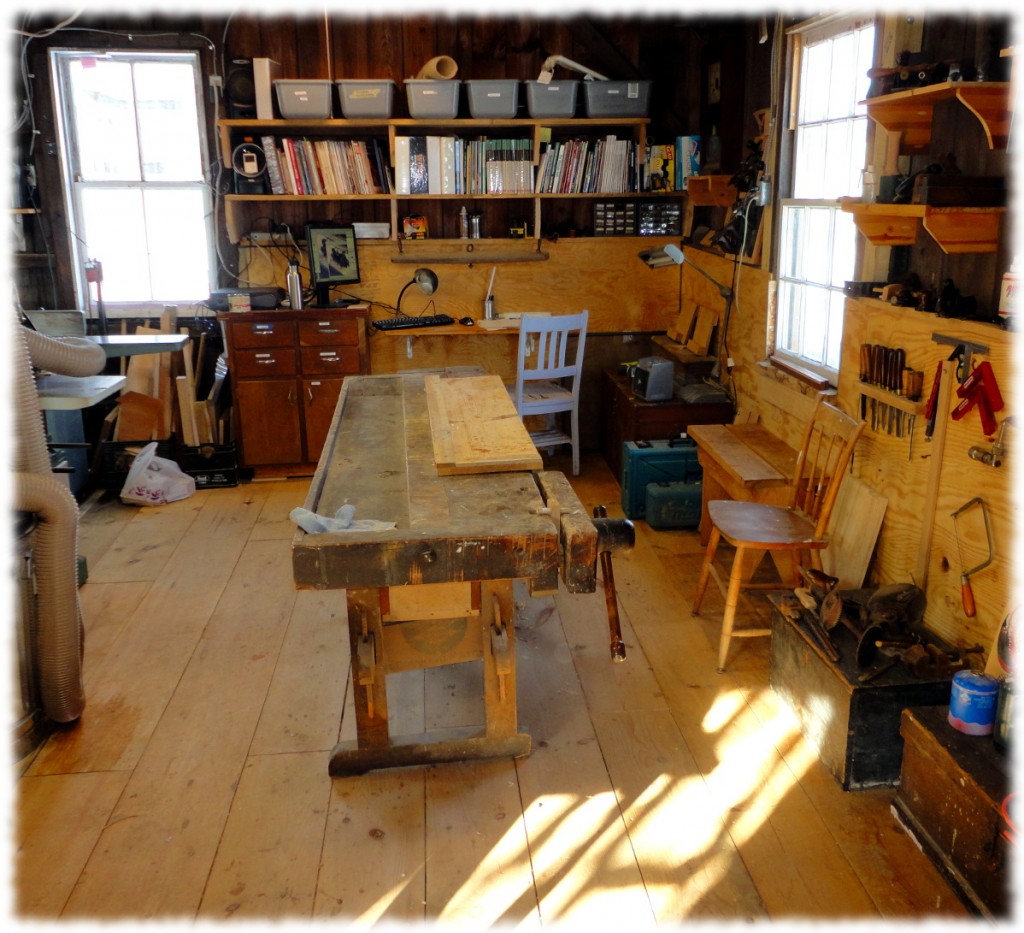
87, 333, 190, 357
688, 422, 798, 487
292, 372, 569, 591
36, 374, 127, 410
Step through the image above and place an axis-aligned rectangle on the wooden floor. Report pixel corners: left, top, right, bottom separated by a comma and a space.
14, 451, 971, 924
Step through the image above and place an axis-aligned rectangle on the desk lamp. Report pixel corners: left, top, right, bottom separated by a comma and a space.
396, 268, 438, 314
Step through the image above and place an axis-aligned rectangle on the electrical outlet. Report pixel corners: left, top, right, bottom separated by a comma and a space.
249, 232, 276, 243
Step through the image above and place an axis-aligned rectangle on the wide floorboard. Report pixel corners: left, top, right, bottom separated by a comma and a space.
13, 452, 971, 925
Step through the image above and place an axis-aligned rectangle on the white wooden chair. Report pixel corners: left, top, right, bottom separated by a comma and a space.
508, 310, 588, 476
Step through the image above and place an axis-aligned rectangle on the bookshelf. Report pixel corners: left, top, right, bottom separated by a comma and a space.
218, 116, 685, 248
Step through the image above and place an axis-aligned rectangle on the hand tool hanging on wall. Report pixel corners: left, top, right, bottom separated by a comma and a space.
952, 360, 1004, 436
952, 497, 993, 618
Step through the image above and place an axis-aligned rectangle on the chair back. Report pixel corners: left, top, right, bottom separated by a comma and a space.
512, 310, 588, 408
788, 398, 865, 537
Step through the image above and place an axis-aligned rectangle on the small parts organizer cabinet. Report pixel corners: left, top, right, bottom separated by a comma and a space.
218, 306, 369, 475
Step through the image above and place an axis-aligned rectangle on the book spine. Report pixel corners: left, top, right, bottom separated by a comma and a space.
408, 136, 428, 194
261, 136, 285, 195
394, 136, 411, 195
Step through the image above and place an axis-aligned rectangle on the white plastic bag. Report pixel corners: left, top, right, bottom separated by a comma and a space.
120, 442, 196, 506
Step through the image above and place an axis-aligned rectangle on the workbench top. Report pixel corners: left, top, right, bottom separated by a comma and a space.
292, 372, 575, 591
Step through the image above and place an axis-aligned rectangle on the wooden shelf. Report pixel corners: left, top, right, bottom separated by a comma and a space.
863, 81, 1011, 153
219, 115, 661, 245
840, 199, 1005, 254
685, 175, 736, 206
858, 381, 925, 416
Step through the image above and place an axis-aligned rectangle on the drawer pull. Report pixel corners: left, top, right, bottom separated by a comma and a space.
251, 324, 276, 334
319, 352, 340, 360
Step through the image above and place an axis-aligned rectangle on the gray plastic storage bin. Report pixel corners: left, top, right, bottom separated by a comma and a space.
336, 79, 395, 118
465, 80, 520, 118
583, 80, 652, 117
405, 79, 461, 118
524, 80, 579, 117
275, 80, 333, 118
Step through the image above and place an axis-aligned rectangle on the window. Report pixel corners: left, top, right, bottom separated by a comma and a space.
50, 49, 215, 313
774, 16, 876, 382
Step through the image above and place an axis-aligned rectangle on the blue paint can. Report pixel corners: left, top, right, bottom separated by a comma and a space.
948, 670, 999, 735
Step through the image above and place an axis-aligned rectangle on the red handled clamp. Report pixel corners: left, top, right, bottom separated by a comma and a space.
952, 360, 1003, 436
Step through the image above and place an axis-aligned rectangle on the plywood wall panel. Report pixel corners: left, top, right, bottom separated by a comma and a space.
836, 297, 1014, 653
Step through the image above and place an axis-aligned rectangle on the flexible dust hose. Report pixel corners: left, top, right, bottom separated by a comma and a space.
23, 328, 107, 379
14, 472, 85, 722
13, 324, 104, 722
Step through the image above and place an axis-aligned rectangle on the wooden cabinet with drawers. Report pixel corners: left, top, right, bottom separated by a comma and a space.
218, 306, 369, 476
601, 368, 733, 481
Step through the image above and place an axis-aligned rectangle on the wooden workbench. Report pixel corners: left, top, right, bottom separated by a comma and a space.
687, 422, 799, 543
292, 372, 599, 776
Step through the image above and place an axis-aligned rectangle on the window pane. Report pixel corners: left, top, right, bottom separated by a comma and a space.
822, 121, 854, 198
79, 188, 151, 300
780, 206, 802, 278
68, 58, 142, 181
143, 189, 211, 299
855, 28, 875, 110
801, 42, 831, 124
825, 291, 847, 370
831, 211, 858, 287
794, 125, 825, 197
803, 208, 833, 285
776, 280, 801, 351
801, 285, 829, 363
134, 61, 204, 181
823, 33, 856, 118
79, 187, 211, 301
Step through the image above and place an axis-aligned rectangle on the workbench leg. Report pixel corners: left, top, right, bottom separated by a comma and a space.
345, 587, 390, 750
481, 580, 517, 738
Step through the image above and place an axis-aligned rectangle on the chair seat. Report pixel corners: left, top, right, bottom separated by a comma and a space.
522, 381, 570, 401
707, 499, 823, 549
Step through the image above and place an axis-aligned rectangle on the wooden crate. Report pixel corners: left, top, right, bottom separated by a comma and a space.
893, 706, 1011, 918
769, 602, 952, 789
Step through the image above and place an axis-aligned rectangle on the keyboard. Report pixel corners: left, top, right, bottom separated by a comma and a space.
372, 313, 455, 331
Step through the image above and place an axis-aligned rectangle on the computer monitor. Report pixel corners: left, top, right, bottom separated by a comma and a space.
305, 223, 360, 307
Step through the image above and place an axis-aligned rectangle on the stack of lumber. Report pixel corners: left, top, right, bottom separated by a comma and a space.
106, 308, 223, 447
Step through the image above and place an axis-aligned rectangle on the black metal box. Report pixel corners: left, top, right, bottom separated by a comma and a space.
769, 605, 952, 790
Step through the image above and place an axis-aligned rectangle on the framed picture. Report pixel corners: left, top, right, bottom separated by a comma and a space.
306, 224, 360, 285
305, 222, 360, 306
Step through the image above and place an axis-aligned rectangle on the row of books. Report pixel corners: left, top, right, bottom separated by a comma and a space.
255, 132, 703, 199
647, 136, 703, 192
394, 136, 534, 196
261, 136, 392, 196
535, 136, 645, 194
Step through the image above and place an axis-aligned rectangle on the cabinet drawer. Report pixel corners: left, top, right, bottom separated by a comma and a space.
301, 346, 362, 375
298, 317, 361, 347
229, 320, 297, 349
233, 348, 298, 377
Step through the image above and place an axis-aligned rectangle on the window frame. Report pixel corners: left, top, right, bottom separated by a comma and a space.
48, 46, 217, 316
771, 12, 879, 386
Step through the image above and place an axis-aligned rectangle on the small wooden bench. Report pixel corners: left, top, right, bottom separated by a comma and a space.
687, 422, 799, 544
